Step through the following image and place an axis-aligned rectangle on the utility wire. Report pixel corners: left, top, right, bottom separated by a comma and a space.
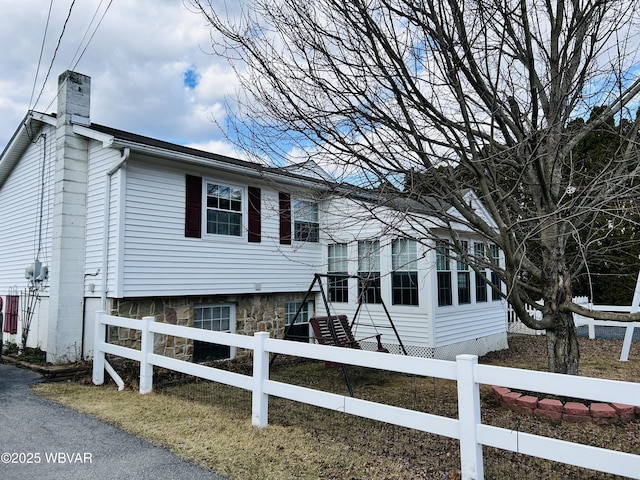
67, 0, 108, 70
30, 0, 77, 114
42, 0, 115, 114
28, 0, 55, 112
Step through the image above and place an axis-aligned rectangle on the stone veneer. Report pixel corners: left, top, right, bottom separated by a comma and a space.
108, 292, 309, 362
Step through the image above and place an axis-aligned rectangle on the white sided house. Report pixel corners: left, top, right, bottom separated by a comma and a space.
0, 70, 507, 363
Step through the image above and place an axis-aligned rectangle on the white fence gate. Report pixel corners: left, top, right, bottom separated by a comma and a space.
93, 311, 640, 480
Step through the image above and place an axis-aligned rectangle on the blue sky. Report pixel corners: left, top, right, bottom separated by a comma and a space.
2, 1, 639, 166
0, 0, 244, 157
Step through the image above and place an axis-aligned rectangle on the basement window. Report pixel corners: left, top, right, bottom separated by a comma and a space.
193, 304, 236, 361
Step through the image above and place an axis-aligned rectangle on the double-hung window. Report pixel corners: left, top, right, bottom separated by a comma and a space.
489, 244, 502, 301
358, 240, 382, 304
193, 304, 235, 361
206, 182, 243, 236
392, 239, 419, 306
328, 243, 349, 302
293, 200, 319, 242
436, 240, 452, 306
457, 241, 471, 304
474, 242, 488, 302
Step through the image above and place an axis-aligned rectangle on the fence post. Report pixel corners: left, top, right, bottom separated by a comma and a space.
252, 332, 270, 427
621, 275, 640, 361
92, 310, 106, 385
586, 318, 595, 339
139, 315, 155, 394
456, 354, 484, 480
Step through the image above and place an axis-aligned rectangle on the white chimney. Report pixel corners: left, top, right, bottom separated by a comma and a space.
56, 70, 91, 126
47, 71, 91, 363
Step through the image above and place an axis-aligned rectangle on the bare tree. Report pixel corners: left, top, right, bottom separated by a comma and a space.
189, 0, 640, 374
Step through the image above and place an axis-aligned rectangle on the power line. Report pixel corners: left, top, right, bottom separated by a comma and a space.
30, 0, 77, 114
42, 0, 115, 114
28, 0, 54, 112
67, 0, 109, 70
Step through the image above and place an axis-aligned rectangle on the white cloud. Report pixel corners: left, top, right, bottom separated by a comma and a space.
0, 0, 242, 153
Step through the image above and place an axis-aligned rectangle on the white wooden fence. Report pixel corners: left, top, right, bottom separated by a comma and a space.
506, 296, 590, 336
572, 304, 640, 361
92, 311, 640, 480
507, 293, 640, 361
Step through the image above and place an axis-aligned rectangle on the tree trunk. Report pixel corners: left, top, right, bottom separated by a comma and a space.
540, 240, 580, 374
545, 311, 580, 375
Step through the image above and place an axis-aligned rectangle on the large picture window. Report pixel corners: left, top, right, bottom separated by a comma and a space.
293, 200, 319, 242
206, 182, 243, 236
436, 240, 452, 306
193, 304, 235, 361
358, 240, 382, 304
392, 239, 418, 306
328, 243, 349, 302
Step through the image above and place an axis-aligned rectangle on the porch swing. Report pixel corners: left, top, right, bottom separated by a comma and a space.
279, 273, 407, 396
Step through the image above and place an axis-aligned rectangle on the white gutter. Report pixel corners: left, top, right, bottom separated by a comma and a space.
101, 147, 130, 310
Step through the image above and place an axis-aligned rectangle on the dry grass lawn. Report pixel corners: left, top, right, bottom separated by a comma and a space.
34, 334, 640, 479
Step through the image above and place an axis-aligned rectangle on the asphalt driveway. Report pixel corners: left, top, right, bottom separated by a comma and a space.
0, 363, 226, 480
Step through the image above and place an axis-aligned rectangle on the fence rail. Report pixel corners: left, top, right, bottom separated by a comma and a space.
92, 311, 640, 480
507, 295, 640, 360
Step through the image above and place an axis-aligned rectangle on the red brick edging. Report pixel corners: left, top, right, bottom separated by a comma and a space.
492, 386, 640, 424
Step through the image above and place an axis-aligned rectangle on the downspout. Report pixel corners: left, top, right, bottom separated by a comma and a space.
101, 147, 130, 311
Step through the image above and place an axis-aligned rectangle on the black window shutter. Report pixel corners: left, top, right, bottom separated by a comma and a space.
185, 175, 202, 238
279, 192, 291, 245
248, 186, 261, 243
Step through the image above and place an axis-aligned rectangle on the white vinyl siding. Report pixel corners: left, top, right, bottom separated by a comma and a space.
120, 161, 322, 297
0, 127, 55, 349
0, 127, 55, 295
433, 302, 507, 347
84, 142, 124, 298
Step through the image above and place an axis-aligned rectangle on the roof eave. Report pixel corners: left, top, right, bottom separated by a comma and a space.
108, 137, 334, 191
0, 112, 56, 189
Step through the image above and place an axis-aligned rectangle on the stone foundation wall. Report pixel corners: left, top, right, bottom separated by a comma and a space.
108, 292, 310, 362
